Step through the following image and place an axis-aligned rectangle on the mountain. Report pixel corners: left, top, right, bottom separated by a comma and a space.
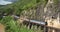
0, 0, 17, 5
5, 0, 17, 2
0, 0, 12, 5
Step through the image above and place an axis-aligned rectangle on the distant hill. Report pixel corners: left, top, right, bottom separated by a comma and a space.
5, 0, 17, 2
0, 0, 17, 5
0, 5, 5, 6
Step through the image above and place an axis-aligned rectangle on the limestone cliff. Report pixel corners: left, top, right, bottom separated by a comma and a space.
20, 0, 59, 21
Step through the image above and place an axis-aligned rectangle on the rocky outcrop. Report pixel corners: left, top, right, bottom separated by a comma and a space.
20, 0, 59, 21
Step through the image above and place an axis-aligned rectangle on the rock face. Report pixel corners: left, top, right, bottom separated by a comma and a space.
44, 0, 60, 32
20, 0, 60, 32
21, 0, 59, 20
44, 0, 59, 17
21, 1, 45, 21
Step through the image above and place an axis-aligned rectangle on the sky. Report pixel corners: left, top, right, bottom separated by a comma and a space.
0, 0, 12, 5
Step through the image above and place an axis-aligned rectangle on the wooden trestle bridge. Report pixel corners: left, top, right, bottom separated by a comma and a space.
22, 19, 60, 32
1, 15, 60, 32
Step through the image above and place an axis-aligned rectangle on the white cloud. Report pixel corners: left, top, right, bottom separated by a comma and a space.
0, 0, 12, 5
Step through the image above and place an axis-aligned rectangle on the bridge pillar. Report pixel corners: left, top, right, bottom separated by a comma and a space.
48, 28, 55, 32
52, 29, 55, 32
27, 23, 32, 29
37, 24, 40, 29
27, 23, 30, 29
31, 24, 34, 29
44, 26, 48, 32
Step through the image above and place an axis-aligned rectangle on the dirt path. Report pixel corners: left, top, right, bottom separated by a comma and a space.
0, 24, 5, 32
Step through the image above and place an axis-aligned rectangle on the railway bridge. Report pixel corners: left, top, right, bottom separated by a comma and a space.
22, 19, 60, 32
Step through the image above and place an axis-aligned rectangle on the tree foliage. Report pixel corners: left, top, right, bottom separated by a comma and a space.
0, 0, 48, 16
